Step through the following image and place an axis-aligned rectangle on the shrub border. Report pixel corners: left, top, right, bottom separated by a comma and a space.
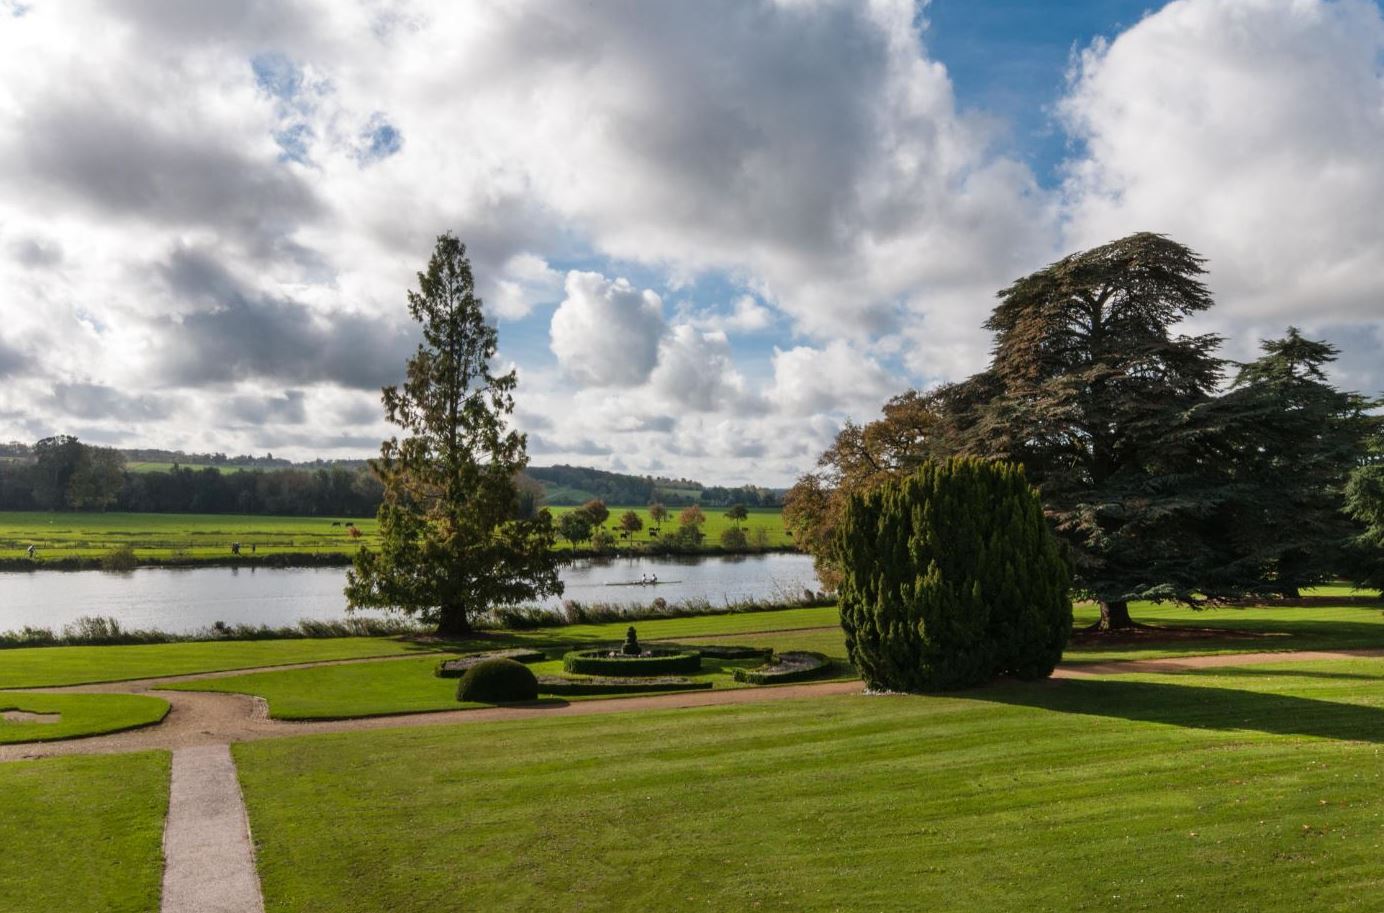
536, 675, 713, 696
562, 648, 701, 676
732, 651, 831, 685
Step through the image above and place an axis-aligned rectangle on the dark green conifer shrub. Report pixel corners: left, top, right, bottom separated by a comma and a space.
456, 657, 539, 703
837, 458, 1071, 691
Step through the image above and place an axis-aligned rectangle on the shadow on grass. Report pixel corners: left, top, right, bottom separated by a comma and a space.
1186, 667, 1384, 682
971, 677, 1384, 744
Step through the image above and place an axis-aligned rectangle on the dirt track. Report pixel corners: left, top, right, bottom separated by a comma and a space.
3, 646, 1382, 762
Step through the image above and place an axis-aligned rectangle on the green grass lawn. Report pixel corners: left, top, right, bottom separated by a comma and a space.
0, 752, 168, 913
0, 636, 438, 689
0, 510, 377, 560
160, 652, 787, 720
233, 658, 1384, 913
0, 692, 169, 743
1067, 598, 1384, 663
161, 609, 852, 720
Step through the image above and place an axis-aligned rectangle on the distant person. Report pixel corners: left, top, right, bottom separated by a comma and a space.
26, 545, 35, 559
649, 573, 658, 585
250, 544, 256, 555
231, 542, 241, 556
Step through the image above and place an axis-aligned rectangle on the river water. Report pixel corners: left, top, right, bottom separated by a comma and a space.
0, 553, 820, 635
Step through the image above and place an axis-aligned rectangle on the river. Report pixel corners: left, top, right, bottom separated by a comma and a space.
0, 553, 821, 635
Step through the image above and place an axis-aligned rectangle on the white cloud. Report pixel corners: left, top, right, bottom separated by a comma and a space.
1061, 0, 1384, 373
769, 341, 896, 418
649, 325, 755, 413
2, 0, 1379, 483
489, 252, 563, 320
549, 271, 665, 386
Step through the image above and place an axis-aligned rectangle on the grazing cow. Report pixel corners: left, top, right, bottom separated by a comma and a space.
348, 526, 363, 539
330, 521, 341, 527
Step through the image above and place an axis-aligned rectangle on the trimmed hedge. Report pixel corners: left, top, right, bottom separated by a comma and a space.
456, 658, 539, 703
562, 648, 701, 677
436, 649, 546, 678
733, 651, 831, 685
837, 457, 1072, 692
536, 675, 713, 696
681, 644, 773, 660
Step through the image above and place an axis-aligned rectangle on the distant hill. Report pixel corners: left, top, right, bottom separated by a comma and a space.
0, 441, 782, 509
525, 464, 783, 508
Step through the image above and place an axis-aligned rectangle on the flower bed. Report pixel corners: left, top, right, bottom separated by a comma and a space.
732, 651, 831, 685
436, 648, 547, 678
536, 674, 714, 696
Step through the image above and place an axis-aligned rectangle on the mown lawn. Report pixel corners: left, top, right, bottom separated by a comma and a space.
161, 610, 852, 720
0, 636, 437, 689
0, 752, 168, 913
0, 692, 169, 743
1067, 598, 1384, 663
234, 659, 1384, 913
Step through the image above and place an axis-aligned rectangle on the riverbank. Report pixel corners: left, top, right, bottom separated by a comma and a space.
0, 542, 801, 572
0, 509, 794, 569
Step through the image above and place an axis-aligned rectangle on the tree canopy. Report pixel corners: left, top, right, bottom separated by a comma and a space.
791, 232, 1382, 629
346, 233, 561, 634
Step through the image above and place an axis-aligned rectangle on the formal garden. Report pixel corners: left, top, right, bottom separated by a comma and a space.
3, 233, 1383, 912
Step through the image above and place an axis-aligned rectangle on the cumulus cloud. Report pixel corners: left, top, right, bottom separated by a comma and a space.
1061, 0, 1384, 377
549, 272, 665, 386
649, 325, 755, 413
768, 341, 896, 418
0, 0, 1378, 483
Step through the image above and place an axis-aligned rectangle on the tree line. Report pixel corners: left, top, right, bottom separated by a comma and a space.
787, 233, 1384, 630
0, 436, 383, 516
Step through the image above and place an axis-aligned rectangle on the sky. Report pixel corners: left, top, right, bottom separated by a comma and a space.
1, 0, 1382, 486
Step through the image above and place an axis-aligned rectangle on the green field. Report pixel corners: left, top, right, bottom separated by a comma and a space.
547, 505, 792, 548
0, 511, 377, 560
0, 507, 789, 561
0, 637, 438, 689
0, 752, 169, 913
233, 658, 1384, 912
0, 692, 170, 743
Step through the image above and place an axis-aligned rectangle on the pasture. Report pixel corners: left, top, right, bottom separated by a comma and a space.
0, 506, 790, 562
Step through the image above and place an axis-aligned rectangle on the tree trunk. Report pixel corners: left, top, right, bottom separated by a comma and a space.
1097, 599, 1135, 631
435, 609, 473, 638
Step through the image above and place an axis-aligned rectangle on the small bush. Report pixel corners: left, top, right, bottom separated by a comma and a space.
437, 649, 546, 678
837, 458, 1071, 691
100, 545, 138, 571
456, 658, 539, 703
720, 527, 749, 550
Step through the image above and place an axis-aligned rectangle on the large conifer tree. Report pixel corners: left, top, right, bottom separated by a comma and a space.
346, 234, 561, 635
1216, 329, 1375, 596
967, 233, 1232, 629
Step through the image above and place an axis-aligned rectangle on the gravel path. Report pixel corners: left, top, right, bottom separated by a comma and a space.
161, 745, 265, 913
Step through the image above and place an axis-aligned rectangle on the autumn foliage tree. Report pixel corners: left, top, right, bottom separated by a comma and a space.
346, 234, 561, 635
